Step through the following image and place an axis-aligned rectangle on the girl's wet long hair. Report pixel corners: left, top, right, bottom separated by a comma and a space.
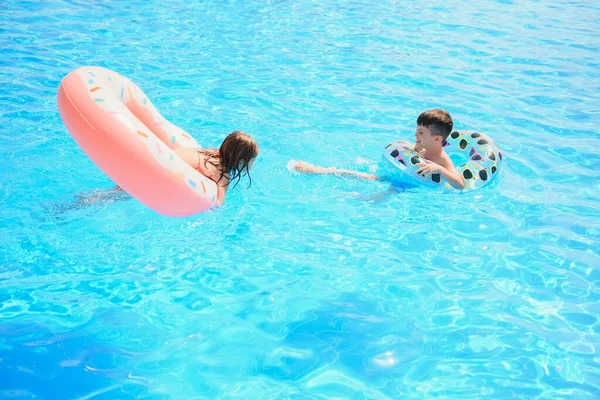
201, 131, 259, 188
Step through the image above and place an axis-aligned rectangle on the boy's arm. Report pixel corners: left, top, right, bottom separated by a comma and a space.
438, 165, 465, 189
416, 160, 465, 190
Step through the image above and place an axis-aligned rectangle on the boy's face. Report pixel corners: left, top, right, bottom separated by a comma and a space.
415, 125, 442, 150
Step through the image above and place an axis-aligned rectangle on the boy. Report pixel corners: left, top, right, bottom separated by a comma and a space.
292, 109, 465, 190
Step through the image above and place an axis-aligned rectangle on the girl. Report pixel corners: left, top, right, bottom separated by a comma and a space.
79, 131, 259, 207
173, 130, 259, 204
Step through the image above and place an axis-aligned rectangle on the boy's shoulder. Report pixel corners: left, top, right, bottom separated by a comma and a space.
439, 149, 456, 171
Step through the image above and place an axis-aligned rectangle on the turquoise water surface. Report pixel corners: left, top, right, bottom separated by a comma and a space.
1, 0, 600, 398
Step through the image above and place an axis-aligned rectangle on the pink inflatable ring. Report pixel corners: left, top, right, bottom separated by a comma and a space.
57, 66, 217, 217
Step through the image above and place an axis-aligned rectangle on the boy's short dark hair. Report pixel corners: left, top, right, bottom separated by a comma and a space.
417, 109, 453, 139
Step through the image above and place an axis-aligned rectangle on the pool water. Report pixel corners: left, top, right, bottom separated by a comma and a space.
1, 0, 600, 398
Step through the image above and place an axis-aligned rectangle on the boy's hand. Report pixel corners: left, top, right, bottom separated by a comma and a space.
396, 141, 426, 157
397, 140, 414, 150
416, 159, 443, 176
416, 159, 465, 189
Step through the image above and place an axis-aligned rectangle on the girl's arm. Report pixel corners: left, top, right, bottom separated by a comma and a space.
216, 179, 228, 205
172, 147, 202, 169
293, 161, 379, 181
173, 147, 228, 205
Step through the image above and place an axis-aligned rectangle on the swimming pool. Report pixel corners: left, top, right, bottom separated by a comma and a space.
1, 0, 599, 398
